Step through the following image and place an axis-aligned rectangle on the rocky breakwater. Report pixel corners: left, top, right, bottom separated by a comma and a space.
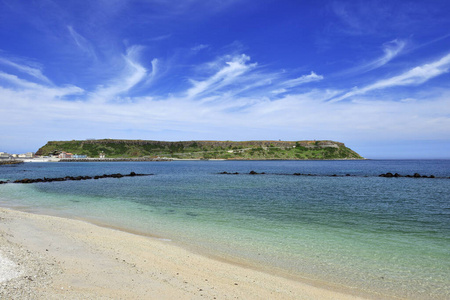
378, 172, 436, 178
0, 172, 151, 185
218, 171, 448, 179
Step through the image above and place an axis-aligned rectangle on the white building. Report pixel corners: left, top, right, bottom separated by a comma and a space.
25, 152, 35, 158
0, 152, 11, 159
18, 152, 35, 158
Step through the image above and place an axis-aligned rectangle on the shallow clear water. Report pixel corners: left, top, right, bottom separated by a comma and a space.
0, 160, 449, 299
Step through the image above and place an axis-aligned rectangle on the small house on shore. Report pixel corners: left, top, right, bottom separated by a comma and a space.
58, 151, 73, 159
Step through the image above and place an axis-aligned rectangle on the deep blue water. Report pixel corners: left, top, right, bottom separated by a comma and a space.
0, 160, 449, 299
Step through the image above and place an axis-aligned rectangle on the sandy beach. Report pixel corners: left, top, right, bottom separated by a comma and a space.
0, 207, 376, 300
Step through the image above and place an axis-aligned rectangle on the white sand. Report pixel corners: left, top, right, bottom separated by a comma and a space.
0, 207, 378, 299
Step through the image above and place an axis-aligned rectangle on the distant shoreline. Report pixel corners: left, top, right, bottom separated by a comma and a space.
13, 157, 367, 163
36, 139, 364, 160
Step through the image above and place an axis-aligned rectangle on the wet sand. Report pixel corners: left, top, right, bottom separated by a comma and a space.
0, 207, 371, 299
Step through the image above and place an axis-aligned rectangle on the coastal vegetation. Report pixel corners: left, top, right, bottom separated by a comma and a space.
35, 139, 363, 160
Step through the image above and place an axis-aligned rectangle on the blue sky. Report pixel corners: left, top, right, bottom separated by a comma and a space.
1, 0, 449, 158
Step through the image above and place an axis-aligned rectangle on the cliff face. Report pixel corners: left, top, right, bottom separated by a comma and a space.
36, 139, 363, 160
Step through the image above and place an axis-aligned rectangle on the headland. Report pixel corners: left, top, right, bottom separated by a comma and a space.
35, 139, 363, 160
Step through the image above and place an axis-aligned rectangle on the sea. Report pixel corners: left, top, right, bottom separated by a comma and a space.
0, 160, 449, 299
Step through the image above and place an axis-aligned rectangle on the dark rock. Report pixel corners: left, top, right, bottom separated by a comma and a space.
413, 173, 421, 178
379, 173, 394, 177
10, 172, 149, 184
249, 171, 258, 175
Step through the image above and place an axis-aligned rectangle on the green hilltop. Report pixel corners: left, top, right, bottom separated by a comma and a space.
36, 139, 363, 160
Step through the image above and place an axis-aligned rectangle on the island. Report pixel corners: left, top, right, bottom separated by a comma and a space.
35, 139, 363, 160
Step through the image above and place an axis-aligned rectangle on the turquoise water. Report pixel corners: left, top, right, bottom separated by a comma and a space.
0, 160, 449, 299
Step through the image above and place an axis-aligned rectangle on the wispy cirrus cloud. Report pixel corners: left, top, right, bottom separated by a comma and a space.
375, 39, 406, 68
271, 71, 323, 95
184, 54, 324, 100
1, 74, 448, 144
0, 57, 52, 84
282, 71, 324, 88
0, 71, 82, 97
67, 26, 97, 59
337, 39, 406, 77
186, 54, 257, 99
145, 58, 159, 85
0, 45, 448, 156
147, 34, 172, 42
330, 52, 450, 102
89, 45, 148, 103
358, 39, 406, 73
191, 44, 209, 52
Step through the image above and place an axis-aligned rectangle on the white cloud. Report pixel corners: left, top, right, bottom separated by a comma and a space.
89, 46, 148, 103
148, 34, 172, 42
282, 71, 324, 88
271, 88, 287, 94
360, 39, 406, 72
67, 26, 97, 59
0, 71, 82, 97
377, 39, 406, 67
186, 54, 257, 98
0, 50, 449, 155
339, 39, 406, 76
145, 58, 159, 85
0, 57, 52, 84
3, 83, 448, 145
331, 52, 450, 102
191, 44, 209, 52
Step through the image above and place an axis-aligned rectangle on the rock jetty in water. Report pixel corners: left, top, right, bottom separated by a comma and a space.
378, 172, 436, 178
0, 172, 151, 185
